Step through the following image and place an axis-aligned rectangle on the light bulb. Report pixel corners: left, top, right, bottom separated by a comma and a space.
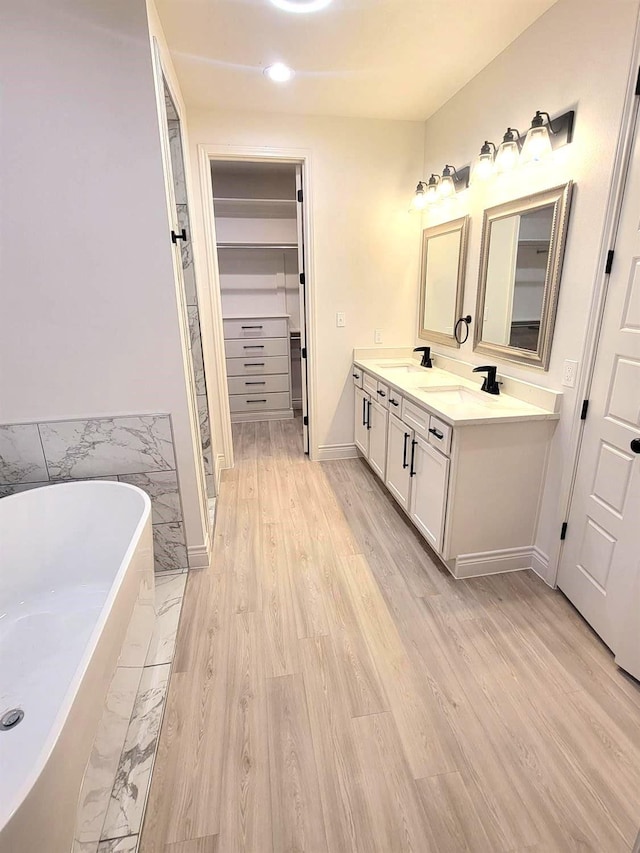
425, 182, 439, 204
522, 125, 552, 164
439, 175, 455, 198
412, 189, 427, 210
495, 129, 521, 173
475, 152, 495, 180
264, 63, 293, 83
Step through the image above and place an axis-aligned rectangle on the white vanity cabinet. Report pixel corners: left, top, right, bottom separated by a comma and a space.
353, 360, 557, 579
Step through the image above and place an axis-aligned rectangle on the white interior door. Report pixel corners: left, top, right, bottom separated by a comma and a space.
295, 165, 310, 454
557, 105, 640, 680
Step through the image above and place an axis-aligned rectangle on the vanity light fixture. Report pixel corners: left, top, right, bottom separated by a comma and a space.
269, 0, 333, 11
438, 165, 470, 198
264, 62, 294, 82
474, 141, 497, 180
521, 109, 575, 164
495, 128, 521, 173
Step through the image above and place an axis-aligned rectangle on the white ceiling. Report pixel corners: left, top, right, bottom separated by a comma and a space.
156, 0, 557, 121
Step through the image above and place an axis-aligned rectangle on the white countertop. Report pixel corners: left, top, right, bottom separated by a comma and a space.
354, 357, 561, 427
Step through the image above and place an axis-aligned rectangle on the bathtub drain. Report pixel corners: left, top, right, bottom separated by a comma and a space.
1, 709, 24, 730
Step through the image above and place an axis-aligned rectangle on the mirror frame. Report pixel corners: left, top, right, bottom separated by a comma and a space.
474, 181, 573, 370
418, 215, 469, 347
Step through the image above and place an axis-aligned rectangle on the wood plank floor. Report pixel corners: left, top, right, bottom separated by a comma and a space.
140, 418, 640, 853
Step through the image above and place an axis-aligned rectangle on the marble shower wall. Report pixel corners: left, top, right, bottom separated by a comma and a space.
168, 116, 214, 494
0, 415, 188, 572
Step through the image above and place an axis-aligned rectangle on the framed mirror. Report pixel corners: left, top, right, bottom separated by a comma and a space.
418, 216, 469, 346
474, 182, 573, 369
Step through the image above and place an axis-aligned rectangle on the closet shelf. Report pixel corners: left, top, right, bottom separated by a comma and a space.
213, 197, 297, 219
217, 242, 298, 250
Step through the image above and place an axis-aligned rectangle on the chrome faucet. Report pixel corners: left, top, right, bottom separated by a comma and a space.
473, 365, 501, 395
413, 346, 433, 368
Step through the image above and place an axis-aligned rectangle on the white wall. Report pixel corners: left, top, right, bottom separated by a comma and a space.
417, 0, 639, 578
187, 110, 425, 456
0, 0, 207, 550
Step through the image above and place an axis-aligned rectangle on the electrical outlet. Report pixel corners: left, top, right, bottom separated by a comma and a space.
562, 359, 578, 388
336, 312, 345, 327
374, 328, 383, 344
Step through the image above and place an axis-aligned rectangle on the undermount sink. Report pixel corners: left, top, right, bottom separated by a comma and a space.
375, 362, 425, 373
416, 385, 497, 406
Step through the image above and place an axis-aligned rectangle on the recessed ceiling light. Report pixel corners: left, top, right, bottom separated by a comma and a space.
264, 62, 294, 83
269, 0, 333, 13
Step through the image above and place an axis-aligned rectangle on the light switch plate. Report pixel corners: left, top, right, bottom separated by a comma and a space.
336, 312, 345, 327
374, 329, 383, 344
562, 359, 578, 387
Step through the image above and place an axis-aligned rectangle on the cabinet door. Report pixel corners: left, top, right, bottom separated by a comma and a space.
354, 387, 370, 456
385, 414, 412, 511
409, 434, 449, 553
368, 398, 388, 480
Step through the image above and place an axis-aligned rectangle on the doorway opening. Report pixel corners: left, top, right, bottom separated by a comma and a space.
209, 159, 311, 461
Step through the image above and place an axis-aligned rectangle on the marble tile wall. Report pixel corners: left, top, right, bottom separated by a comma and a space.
74, 573, 187, 853
0, 416, 188, 572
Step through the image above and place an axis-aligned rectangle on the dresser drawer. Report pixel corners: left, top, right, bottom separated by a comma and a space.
427, 415, 452, 457
352, 365, 364, 389
363, 372, 378, 396
402, 397, 430, 438
387, 389, 403, 413
223, 318, 288, 339
226, 355, 289, 376
225, 337, 288, 359
229, 391, 291, 414
228, 374, 290, 395
375, 382, 389, 408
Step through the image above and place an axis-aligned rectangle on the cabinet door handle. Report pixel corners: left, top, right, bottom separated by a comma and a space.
241, 324, 263, 329
409, 439, 418, 477
367, 400, 372, 430
243, 345, 265, 349
245, 381, 266, 385
390, 398, 399, 407
362, 397, 367, 427
402, 432, 410, 469
428, 427, 444, 440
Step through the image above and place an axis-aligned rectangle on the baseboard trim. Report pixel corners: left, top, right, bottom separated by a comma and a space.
316, 443, 359, 461
530, 546, 552, 585
454, 545, 538, 579
231, 409, 294, 423
188, 538, 211, 569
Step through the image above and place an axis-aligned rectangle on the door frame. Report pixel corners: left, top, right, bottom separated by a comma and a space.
553, 16, 640, 585
197, 143, 317, 465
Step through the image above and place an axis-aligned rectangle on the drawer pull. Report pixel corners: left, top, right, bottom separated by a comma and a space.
353, 372, 360, 379
241, 324, 263, 329
429, 427, 444, 440
390, 398, 399, 407
243, 345, 265, 349
243, 362, 265, 367
245, 381, 266, 386
247, 399, 267, 404
402, 432, 410, 469
377, 389, 386, 397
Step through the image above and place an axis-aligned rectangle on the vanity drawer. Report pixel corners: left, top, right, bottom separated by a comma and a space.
352, 365, 364, 389
363, 372, 378, 396
427, 415, 452, 456
229, 391, 291, 414
226, 355, 289, 376
225, 337, 288, 359
402, 398, 430, 438
375, 382, 389, 408
228, 374, 290, 395
223, 318, 288, 339
387, 389, 403, 413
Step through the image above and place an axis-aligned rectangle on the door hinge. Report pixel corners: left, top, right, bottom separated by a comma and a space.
301, 347, 307, 359
297, 189, 303, 203
299, 272, 306, 286
560, 522, 568, 540
635, 66, 640, 95
580, 399, 589, 420
605, 249, 614, 274
303, 415, 308, 426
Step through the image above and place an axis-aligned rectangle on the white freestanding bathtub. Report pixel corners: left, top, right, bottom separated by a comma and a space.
0, 481, 155, 853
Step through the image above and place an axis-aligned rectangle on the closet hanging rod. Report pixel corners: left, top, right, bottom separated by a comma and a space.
217, 242, 298, 250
